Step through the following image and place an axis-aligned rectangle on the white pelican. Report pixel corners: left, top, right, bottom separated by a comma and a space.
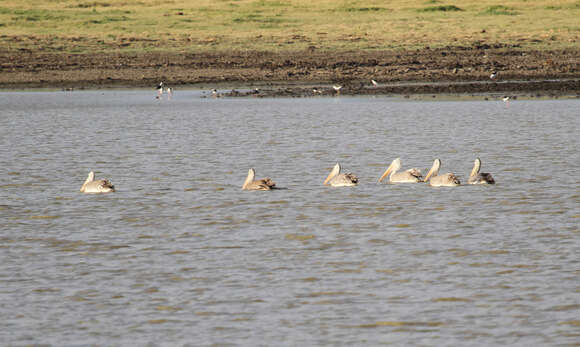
467, 158, 495, 184
323, 163, 358, 187
378, 158, 422, 183
423, 159, 461, 187
242, 168, 276, 190
80, 171, 115, 193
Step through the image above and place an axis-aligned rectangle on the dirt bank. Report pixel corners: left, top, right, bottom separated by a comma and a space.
1, 44, 578, 96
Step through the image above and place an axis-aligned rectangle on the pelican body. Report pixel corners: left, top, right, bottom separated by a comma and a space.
323, 163, 358, 187
80, 171, 115, 193
467, 158, 495, 184
423, 159, 460, 187
378, 158, 423, 183
242, 168, 276, 190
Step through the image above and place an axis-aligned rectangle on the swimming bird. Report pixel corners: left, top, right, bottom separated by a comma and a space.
423, 159, 461, 187
467, 158, 495, 184
242, 168, 276, 190
80, 171, 115, 193
323, 163, 358, 187
378, 158, 423, 183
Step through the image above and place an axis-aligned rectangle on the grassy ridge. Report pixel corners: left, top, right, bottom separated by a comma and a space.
0, 0, 578, 53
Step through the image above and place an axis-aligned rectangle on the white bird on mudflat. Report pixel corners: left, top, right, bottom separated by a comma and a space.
503, 96, 510, 102
371, 79, 379, 87
333, 85, 342, 94
490, 72, 497, 79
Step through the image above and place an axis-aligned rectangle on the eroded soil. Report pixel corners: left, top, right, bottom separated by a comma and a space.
1, 43, 578, 96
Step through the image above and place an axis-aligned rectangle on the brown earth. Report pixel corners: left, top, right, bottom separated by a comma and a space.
1, 43, 579, 97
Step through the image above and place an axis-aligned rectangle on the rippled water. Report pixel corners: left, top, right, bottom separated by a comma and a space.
1, 91, 578, 346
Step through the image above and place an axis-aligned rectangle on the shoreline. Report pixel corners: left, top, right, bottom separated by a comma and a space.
1, 46, 579, 96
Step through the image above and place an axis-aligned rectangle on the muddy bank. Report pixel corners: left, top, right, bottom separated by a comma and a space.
1, 44, 578, 96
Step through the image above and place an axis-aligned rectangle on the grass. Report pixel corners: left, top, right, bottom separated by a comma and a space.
0, 0, 578, 53
417, 5, 463, 12
480, 5, 518, 15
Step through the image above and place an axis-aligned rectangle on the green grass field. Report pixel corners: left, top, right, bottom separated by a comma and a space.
0, 0, 578, 53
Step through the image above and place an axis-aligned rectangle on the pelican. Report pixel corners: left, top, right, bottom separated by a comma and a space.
242, 168, 276, 190
423, 159, 461, 187
80, 171, 115, 193
378, 158, 423, 183
467, 158, 495, 184
323, 163, 358, 187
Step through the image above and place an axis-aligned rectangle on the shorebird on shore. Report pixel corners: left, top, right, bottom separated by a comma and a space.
502, 96, 510, 102
490, 71, 497, 80
333, 85, 342, 95
156, 82, 164, 97
423, 159, 461, 187
323, 163, 358, 187
371, 79, 379, 87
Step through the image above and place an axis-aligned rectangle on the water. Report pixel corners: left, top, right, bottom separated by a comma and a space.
1, 91, 578, 346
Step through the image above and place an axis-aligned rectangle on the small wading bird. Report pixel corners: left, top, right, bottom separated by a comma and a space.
371, 79, 379, 87
378, 158, 423, 183
333, 85, 342, 95
423, 159, 461, 187
490, 71, 497, 80
503, 96, 510, 102
467, 158, 495, 184
80, 171, 115, 194
323, 163, 358, 187
242, 168, 276, 190
156, 82, 163, 98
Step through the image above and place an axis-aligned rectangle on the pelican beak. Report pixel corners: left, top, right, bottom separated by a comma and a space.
424, 166, 435, 182
323, 172, 333, 185
378, 165, 393, 183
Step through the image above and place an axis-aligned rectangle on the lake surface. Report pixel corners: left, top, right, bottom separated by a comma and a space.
0, 91, 578, 346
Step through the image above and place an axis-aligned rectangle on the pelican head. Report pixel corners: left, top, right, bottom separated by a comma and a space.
324, 163, 342, 185
468, 158, 495, 184
423, 159, 441, 182
80, 171, 115, 193
378, 158, 402, 183
424, 159, 460, 187
242, 168, 276, 190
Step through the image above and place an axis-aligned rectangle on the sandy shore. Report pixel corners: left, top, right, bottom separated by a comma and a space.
1, 45, 578, 96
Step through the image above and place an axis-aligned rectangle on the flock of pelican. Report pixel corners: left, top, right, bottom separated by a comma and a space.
81, 158, 494, 194
241, 158, 494, 191
80, 158, 494, 194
